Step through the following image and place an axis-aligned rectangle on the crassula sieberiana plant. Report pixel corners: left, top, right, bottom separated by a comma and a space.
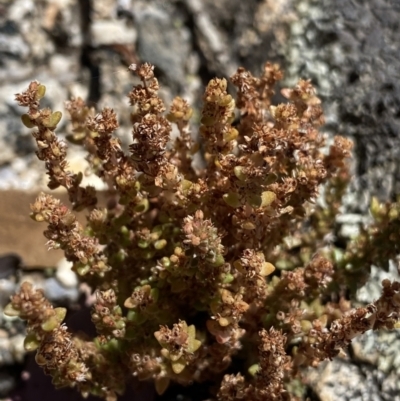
6, 62, 400, 401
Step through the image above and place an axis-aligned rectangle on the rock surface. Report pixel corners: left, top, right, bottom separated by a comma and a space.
284, 0, 400, 209
1, 0, 400, 400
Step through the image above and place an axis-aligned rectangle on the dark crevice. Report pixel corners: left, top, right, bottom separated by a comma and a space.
79, 0, 91, 43
382, 83, 394, 91
341, 112, 362, 125
304, 385, 322, 401
78, 0, 101, 106
80, 46, 101, 107
348, 70, 359, 84
376, 100, 385, 116
354, 140, 368, 177
175, 0, 219, 87
155, 380, 214, 401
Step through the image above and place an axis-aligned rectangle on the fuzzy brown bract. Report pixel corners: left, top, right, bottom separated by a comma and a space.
6, 62, 400, 401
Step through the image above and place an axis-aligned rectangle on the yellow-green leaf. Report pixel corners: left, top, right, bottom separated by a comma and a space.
171, 359, 186, 374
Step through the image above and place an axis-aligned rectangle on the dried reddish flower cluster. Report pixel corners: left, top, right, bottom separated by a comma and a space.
7, 62, 400, 401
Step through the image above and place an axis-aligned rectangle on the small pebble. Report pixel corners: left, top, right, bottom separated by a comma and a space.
10, 334, 25, 363
55, 258, 78, 288
0, 278, 17, 308
44, 277, 79, 304
0, 371, 16, 397
0, 337, 13, 365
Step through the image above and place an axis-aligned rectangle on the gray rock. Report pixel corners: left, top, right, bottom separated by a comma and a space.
306, 358, 384, 401
351, 329, 400, 401
9, 333, 25, 363
0, 371, 16, 396
0, 332, 24, 366
0, 27, 29, 59
284, 0, 400, 208
0, 278, 17, 309
90, 19, 136, 47
134, 3, 191, 92
0, 336, 13, 366
44, 277, 79, 304
336, 213, 369, 238
55, 258, 78, 289
357, 261, 400, 304
117, 0, 133, 13
336, 214, 368, 226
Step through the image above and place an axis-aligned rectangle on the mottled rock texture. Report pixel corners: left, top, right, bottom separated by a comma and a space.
1, 0, 400, 400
